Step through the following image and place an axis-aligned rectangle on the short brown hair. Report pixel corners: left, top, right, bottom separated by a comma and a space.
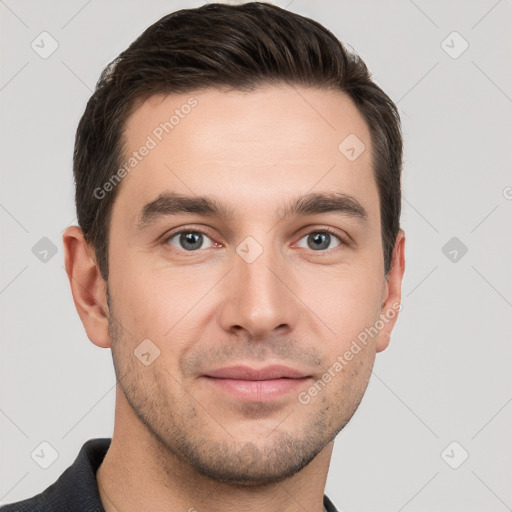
74, 1, 402, 281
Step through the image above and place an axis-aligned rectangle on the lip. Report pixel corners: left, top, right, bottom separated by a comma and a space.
203, 365, 311, 401
204, 365, 309, 380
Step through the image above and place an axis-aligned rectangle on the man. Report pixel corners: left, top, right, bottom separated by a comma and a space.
1, 2, 405, 511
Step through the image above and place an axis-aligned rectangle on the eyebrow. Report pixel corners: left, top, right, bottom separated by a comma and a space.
135, 191, 368, 231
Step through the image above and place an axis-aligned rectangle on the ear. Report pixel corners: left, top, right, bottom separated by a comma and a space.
376, 229, 406, 353
63, 226, 111, 348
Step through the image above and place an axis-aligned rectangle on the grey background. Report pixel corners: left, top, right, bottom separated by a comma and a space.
1, 0, 511, 510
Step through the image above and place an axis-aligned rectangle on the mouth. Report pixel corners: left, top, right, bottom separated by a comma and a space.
202, 365, 312, 401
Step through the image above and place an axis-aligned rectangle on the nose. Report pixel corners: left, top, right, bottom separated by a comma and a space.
218, 240, 300, 339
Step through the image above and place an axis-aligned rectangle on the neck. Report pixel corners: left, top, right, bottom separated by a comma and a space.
97, 389, 333, 512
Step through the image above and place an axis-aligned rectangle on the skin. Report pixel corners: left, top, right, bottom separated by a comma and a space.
63, 84, 405, 512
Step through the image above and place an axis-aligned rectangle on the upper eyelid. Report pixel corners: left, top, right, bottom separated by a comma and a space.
163, 225, 218, 244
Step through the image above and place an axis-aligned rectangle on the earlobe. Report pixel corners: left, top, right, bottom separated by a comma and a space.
376, 229, 406, 353
63, 226, 111, 348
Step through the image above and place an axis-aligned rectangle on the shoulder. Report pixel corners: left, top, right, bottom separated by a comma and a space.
1, 438, 111, 512
1, 489, 50, 512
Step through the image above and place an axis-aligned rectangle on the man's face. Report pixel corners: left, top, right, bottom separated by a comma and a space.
105, 84, 401, 485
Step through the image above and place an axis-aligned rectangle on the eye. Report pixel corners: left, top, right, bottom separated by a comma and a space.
163, 227, 345, 254
296, 229, 343, 251
165, 230, 217, 252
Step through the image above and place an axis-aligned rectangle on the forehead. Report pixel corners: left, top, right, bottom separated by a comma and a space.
115, 84, 378, 225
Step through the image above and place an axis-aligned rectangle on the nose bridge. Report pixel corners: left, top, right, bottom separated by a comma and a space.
220, 233, 297, 337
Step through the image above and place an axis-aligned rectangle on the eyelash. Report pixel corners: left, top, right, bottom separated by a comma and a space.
162, 226, 348, 255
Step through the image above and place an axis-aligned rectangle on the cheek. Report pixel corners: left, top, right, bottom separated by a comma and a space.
299, 263, 384, 341
108, 264, 164, 345
109, 258, 209, 365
